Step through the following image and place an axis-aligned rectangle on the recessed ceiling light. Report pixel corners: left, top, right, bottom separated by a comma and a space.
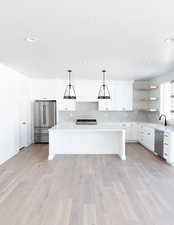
25, 37, 39, 43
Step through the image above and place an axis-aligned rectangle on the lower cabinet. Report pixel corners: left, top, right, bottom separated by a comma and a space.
163, 132, 174, 165
120, 123, 137, 142
138, 125, 155, 152
163, 132, 170, 160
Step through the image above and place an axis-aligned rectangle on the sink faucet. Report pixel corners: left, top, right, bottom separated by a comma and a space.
159, 114, 167, 126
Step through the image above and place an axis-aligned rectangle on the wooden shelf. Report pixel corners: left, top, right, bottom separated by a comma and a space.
137, 109, 159, 112
134, 86, 158, 91
139, 97, 158, 101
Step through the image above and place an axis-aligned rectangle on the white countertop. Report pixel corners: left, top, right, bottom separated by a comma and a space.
49, 122, 174, 133
49, 123, 126, 132
137, 122, 174, 132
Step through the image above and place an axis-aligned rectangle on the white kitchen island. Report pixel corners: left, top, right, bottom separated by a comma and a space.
48, 124, 126, 160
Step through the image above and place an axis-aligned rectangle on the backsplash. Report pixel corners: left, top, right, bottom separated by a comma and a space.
58, 111, 149, 123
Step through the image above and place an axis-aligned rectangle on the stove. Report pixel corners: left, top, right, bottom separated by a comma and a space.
76, 119, 97, 125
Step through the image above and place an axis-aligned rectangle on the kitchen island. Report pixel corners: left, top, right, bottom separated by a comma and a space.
48, 124, 126, 160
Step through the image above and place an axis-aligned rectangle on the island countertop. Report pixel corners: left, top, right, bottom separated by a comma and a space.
49, 123, 126, 132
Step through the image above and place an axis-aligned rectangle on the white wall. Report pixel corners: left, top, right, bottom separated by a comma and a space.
0, 64, 32, 165
150, 72, 174, 85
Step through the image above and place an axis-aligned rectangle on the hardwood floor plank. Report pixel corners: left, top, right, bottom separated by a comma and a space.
0, 143, 174, 225
83, 204, 97, 225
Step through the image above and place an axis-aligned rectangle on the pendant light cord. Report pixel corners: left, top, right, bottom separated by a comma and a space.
68, 70, 72, 97
102, 70, 106, 85
102, 70, 106, 96
68, 70, 72, 86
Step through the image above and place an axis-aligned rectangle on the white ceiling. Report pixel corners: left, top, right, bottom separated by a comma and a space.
1, 0, 174, 80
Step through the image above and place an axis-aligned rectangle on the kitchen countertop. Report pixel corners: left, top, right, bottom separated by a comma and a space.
49, 123, 126, 132
137, 122, 174, 132
49, 122, 174, 133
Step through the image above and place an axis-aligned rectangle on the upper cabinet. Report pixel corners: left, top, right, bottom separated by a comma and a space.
59, 99, 76, 111
56, 80, 133, 111
98, 81, 133, 111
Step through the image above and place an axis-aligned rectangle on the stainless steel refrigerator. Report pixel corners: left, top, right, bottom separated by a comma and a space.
34, 100, 57, 143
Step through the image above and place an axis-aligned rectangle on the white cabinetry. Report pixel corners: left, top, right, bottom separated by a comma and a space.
120, 123, 137, 142
138, 124, 155, 152
113, 82, 133, 111
163, 132, 170, 160
144, 127, 155, 152
158, 131, 174, 166
98, 100, 111, 111
98, 81, 133, 111
129, 123, 138, 141
163, 131, 174, 166
59, 100, 76, 111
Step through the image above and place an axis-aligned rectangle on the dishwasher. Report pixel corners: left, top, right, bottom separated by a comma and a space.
155, 129, 164, 158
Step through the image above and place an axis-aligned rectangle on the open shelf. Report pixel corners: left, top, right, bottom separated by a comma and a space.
137, 109, 159, 112
134, 87, 158, 91
139, 97, 159, 101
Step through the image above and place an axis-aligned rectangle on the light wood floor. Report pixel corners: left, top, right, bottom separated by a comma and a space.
0, 144, 174, 225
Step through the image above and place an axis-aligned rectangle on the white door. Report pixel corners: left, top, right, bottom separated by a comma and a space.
19, 121, 28, 149
19, 97, 28, 149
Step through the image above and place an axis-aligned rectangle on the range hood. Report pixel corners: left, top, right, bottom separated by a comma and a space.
76, 96, 98, 102
76, 101, 98, 111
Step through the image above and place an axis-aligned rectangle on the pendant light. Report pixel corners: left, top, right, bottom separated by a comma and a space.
98, 70, 111, 99
63, 70, 76, 99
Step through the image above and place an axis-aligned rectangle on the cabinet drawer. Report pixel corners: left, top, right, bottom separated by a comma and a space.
164, 133, 169, 144
163, 144, 169, 159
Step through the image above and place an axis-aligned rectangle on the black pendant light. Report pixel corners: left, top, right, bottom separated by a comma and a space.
63, 70, 76, 99
98, 70, 111, 99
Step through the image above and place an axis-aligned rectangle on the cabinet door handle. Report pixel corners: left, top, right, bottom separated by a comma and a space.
43, 104, 46, 125
164, 135, 169, 138
164, 143, 168, 146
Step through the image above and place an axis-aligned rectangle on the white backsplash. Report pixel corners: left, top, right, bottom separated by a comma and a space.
59, 111, 149, 124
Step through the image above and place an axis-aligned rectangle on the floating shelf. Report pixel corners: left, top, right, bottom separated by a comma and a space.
137, 109, 159, 112
134, 85, 159, 91
139, 97, 159, 101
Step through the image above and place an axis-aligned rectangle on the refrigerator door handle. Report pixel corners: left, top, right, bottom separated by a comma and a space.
43, 104, 46, 125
